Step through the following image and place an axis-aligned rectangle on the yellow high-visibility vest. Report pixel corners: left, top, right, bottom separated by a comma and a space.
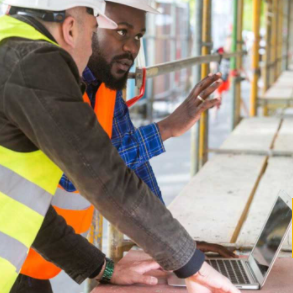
0, 15, 63, 293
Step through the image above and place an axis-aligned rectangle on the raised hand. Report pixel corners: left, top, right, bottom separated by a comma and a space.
157, 73, 223, 141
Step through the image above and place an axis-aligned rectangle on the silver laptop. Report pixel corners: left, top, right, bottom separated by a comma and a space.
168, 195, 292, 290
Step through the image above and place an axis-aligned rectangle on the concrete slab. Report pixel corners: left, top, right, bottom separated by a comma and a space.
260, 71, 293, 105
237, 157, 293, 250
168, 154, 267, 244
263, 88, 293, 100
220, 118, 280, 152
274, 119, 293, 153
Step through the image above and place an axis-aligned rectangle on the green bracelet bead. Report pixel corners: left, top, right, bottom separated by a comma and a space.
101, 258, 114, 283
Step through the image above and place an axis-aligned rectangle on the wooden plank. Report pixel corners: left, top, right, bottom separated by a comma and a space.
92, 251, 293, 293
274, 119, 293, 153
263, 88, 293, 100
220, 118, 280, 152
237, 157, 293, 250
261, 71, 293, 101
279, 71, 293, 78
168, 154, 267, 244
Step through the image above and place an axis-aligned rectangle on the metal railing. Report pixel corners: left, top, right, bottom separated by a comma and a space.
129, 52, 246, 89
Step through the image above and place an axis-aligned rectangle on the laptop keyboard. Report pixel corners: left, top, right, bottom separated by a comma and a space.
206, 259, 252, 285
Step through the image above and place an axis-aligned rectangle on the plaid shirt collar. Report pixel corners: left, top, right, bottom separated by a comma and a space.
82, 67, 100, 86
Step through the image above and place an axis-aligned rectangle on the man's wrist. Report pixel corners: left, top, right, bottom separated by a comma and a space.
96, 258, 115, 283
157, 118, 172, 141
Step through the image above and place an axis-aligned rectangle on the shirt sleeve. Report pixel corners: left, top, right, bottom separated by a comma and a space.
4, 44, 203, 277
112, 94, 165, 169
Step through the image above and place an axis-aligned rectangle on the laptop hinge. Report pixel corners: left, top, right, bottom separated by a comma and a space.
245, 261, 258, 284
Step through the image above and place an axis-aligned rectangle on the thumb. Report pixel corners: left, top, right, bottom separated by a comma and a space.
133, 274, 158, 286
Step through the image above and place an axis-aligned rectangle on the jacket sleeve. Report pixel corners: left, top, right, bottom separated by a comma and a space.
111, 93, 165, 169
4, 44, 204, 277
32, 206, 105, 284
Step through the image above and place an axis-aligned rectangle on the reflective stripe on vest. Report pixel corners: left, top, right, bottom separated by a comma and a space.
21, 82, 117, 279
0, 147, 62, 292
0, 16, 63, 292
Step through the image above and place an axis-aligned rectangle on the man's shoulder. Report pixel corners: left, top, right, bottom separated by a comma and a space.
0, 38, 80, 94
1, 38, 60, 61
0, 38, 72, 79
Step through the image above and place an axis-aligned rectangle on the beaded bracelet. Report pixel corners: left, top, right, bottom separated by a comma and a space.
101, 258, 115, 283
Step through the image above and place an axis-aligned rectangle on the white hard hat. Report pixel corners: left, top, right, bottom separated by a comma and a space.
4, 0, 117, 29
106, 0, 159, 14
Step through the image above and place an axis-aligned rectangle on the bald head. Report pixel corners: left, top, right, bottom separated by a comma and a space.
39, 7, 98, 75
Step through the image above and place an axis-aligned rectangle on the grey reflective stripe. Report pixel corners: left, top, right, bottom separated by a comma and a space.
0, 165, 52, 216
52, 188, 91, 210
0, 231, 28, 272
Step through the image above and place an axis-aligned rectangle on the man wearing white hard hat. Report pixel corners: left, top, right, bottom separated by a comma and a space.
64, 1, 239, 293
0, 2, 125, 293
1, 2, 162, 293
86, 0, 237, 258
0, 1, 239, 293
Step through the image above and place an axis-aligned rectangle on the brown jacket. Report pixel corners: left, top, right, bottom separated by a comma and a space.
0, 16, 204, 284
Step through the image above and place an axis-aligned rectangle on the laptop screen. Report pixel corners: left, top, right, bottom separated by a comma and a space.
251, 197, 292, 277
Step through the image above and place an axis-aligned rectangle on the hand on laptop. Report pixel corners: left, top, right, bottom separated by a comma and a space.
186, 261, 241, 293
196, 241, 238, 258
110, 259, 160, 286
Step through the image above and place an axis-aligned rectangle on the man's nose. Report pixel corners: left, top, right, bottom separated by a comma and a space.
123, 38, 140, 58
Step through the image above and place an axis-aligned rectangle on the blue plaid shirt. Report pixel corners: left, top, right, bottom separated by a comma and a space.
59, 67, 165, 203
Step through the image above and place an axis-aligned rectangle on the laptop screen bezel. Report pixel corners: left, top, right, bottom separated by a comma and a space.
247, 195, 292, 287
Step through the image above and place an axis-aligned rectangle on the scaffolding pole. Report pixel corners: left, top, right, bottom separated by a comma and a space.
263, 0, 272, 92
286, 0, 291, 70
250, 0, 261, 116
274, 0, 279, 80
190, 0, 203, 176
268, 0, 273, 86
85, 210, 104, 292
198, 0, 212, 169
231, 0, 244, 129
263, 0, 272, 116
236, 0, 244, 125
277, 0, 284, 76
231, 0, 238, 129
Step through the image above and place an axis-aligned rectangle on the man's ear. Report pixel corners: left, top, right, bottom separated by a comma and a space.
61, 16, 78, 48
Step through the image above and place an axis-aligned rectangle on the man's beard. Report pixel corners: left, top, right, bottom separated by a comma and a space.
88, 36, 134, 91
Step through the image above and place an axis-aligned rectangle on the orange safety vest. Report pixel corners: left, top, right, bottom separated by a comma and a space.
21, 83, 117, 279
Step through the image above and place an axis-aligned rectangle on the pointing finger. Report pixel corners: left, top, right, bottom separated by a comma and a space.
191, 72, 222, 97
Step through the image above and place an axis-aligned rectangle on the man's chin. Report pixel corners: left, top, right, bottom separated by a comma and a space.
104, 73, 128, 91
